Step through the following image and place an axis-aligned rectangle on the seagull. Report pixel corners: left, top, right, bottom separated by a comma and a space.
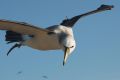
0, 4, 113, 65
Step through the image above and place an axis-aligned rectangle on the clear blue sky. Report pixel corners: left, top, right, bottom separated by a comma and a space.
0, 0, 120, 80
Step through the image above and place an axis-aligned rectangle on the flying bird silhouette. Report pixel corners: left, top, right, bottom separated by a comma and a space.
0, 4, 113, 65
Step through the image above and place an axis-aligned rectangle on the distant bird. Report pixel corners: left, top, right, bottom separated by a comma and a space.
16, 71, 22, 75
42, 75, 48, 79
0, 4, 113, 65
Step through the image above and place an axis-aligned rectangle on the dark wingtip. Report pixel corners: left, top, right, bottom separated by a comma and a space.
6, 43, 22, 56
97, 4, 114, 10
7, 53, 9, 56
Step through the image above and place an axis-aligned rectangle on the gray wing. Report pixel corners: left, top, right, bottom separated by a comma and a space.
0, 20, 50, 36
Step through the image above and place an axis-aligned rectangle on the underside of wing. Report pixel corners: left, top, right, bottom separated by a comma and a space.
0, 19, 50, 36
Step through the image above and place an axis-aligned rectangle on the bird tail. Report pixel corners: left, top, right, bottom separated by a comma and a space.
5, 31, 23, 43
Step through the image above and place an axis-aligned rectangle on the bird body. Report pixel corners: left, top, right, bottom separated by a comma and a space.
23, 25, 75, 50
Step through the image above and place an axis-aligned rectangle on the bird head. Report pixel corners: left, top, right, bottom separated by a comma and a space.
62, 36, 76, 66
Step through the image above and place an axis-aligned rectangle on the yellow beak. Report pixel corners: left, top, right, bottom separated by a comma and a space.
63, 47, 70, 66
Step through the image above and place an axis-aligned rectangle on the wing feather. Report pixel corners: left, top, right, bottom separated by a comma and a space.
0, 20, 50, 36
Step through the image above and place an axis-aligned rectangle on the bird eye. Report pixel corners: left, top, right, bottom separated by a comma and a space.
70, 46, 74, 48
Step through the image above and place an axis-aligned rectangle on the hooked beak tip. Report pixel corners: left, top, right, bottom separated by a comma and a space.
63, 60, 66, 66
63, 62, 65, 66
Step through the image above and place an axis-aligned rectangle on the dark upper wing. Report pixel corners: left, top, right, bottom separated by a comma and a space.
60, 4, 114, 27
0, 20, 50, 36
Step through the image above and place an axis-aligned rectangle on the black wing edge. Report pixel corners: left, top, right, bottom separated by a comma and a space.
60, 4, 114, 27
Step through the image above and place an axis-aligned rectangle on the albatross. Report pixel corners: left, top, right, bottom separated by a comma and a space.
0, 4, 113, 65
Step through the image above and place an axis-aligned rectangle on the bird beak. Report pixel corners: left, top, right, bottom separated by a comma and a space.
63, 47, 70, 66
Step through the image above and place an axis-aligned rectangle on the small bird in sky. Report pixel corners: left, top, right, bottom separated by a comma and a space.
16, 71, 23, 75
0, 4, 113, 65
42, 75, 48, 79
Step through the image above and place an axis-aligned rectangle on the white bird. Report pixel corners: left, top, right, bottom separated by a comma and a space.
0, 5, 113, 65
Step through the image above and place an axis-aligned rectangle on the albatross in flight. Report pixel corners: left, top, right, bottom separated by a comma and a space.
0, 4, 113, 65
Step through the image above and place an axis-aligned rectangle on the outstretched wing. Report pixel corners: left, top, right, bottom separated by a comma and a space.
0, 20, 50, 36
60, 4, 114, 27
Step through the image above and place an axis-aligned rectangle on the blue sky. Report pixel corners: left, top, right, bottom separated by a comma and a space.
0, 0, 120, 80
